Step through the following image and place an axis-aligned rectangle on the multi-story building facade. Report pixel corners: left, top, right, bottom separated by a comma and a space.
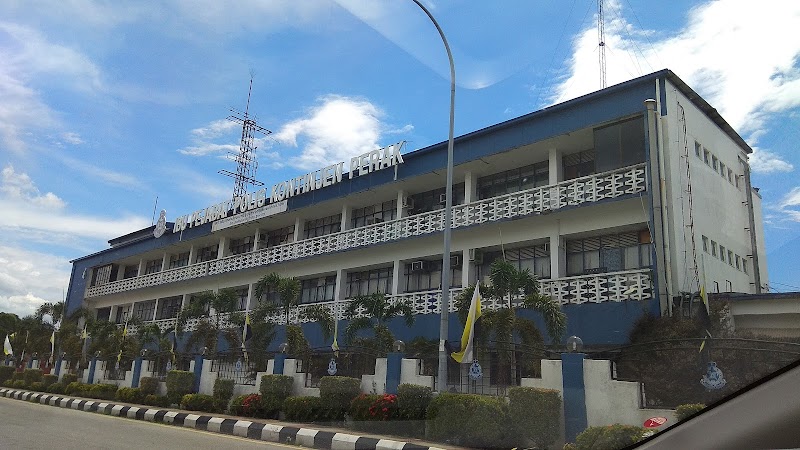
65, 70, 767, 346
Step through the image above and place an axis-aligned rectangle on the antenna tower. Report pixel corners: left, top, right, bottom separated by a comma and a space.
219, 77, 271, 199
597, 0, 607, 89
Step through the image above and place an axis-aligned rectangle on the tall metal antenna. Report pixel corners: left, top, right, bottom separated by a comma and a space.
597, 0, 607, 89
219, 76, 271, 199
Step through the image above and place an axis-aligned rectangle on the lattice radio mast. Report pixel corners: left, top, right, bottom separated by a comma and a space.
219, 77, 271, 199
597, 0, 607, 89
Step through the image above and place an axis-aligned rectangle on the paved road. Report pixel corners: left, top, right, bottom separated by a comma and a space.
0, 396, 293, 449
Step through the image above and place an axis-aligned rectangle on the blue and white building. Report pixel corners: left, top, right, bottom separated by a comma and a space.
65, 69, 767, 347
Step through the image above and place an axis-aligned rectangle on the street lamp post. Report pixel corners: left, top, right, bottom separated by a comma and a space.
410, 0, 456, 393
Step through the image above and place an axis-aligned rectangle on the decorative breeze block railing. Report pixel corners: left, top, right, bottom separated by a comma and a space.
87, 164, 646, 298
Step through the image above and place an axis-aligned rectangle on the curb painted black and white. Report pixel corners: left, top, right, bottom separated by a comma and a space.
0, 388, 445, 450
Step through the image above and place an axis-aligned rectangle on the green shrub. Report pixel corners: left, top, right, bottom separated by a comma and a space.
397, 384, 432, 420
229, 394, 248, 416
29, 381, 45, 391
283, 396, 324, 422
47, 382, 65, 394
676, 403, 705, 421
61, 374, 78, 385
165, 370, 194, 404
116, 387, 144, 403
12, 380, 26, 389
260, 374, 294, 417
3, 380, 13, 388
0, 366, 14, 385
139, 377, 159, 396
319, 376, 361, 420
41, 374, 58, 387
65, 381, 85, 396
144, 394, 171, 408
426, 392, 517, 448
11, 371, 23, 382
23, 369, 42, 385
574, 424, 648, 450
180, 393, 215, 412
213, 378, 235, 413
90, 383, 118, 400
508, 387, 561, 449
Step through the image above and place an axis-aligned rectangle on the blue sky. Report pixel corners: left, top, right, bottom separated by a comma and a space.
1, 0, 799, 316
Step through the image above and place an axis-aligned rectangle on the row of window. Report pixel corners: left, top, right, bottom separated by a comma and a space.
694, 141, 740, 189
701, 235, 748, 273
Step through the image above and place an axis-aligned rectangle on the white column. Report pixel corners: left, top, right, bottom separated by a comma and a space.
188, 245, 196, 266
151, 299, 159, 322
217, 237, 228, 259
549, 230, 565, 280
181, 294, 190, 310
161, 252, 169, 272
333, 268, 347, 301
137, 259, 145, 277
245, 283, 254, 310
396, 190, 406, 219
462, 249, 474, 287
391, 260, 402, 295
548, 148, 562, 185
341, 204, 351, 231
464, 171, 477, 203
293, 217, 304, 242
253, 228, 261, 251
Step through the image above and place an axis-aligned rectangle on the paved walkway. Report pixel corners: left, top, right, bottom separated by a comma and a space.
0, 388, 464, 450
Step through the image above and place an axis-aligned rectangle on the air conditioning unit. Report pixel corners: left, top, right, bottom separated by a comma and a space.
439, 193, 447, 204
410, 260, 429, 272
402, 196, 415, 210
468, 248, 483, 264
450, 256, 462, 268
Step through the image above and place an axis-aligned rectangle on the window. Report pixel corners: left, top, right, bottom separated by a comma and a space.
704, 149, 710, 165
742, 259, 748, 274
132, 300, 156, 321
115, 305, 131, 324
229, 235, 255, 255
144, 258, 162, 275
719, 245, 726, 262
564, 150, 596, 180
719, 162, 726, 178
352, 200, 397, 228
712, 155, 718, 171
481, 245, 551, 280
404, 256, 463, 293
300, 276, 336, 304
702, 236, 709, 253
187, 294, 210, 314
168, 252, 189, 269
735, 254, 741, 270
408, 184, 465, 215
477, 161, 549, 200
346, 267, 393, 298
735, 174, 740, 188
728, 168, 733, 183
304, 214, 341, 239
91, 264, 115, 286
234, 287, 249, 311
156, 296, 182, 320
728, 250, 734, 266
593, 116, 646, 173
260, 225, 295, 247
711, 241, 718, 257
695, 141, 702, 157
566, 230, 651, 276
96, 307, 111, 322
195, 244, 218, 263
123, 265, 138, 279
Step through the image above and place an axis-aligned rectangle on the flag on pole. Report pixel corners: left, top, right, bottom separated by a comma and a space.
331, 317, 340, 356
451, 283, 482, 363
49, 330, 56, 365
241, 312, 252, 363
3, 334, 12, 356
170, 328, 178, 363
81, 324, 89, 340
698, 284, 712, 353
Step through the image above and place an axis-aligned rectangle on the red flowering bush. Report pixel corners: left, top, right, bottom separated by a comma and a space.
241, 394, 263, 416
348, 393, 398, 422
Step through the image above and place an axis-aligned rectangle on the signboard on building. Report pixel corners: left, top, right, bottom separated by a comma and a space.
171, 141, 405, 234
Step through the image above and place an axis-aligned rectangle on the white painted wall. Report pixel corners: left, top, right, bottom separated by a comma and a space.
198, 358, 217, 395
399, 358, 433, 389
360, 358, 387, 394
283, 358, 320, 397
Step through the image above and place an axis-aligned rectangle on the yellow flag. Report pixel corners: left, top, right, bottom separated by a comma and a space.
451, 283, 482, 364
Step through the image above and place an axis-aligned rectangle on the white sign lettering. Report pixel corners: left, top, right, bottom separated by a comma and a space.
172, 141, 405, 233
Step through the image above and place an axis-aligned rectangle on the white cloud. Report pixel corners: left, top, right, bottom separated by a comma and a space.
550, 0, 800, 139
0, 21, 103, 153
0, 165, 150, 242
60, 132, 84, 145
57, 156, 140, 190
0, 245, 71, 317
275, 95, 386, 170
190, 119, 240, 140
750, 148, 794, 174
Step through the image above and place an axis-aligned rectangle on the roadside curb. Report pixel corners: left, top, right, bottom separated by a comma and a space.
0, 388, 446, 450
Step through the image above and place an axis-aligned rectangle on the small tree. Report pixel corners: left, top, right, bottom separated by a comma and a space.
178, 288, 243, 355
344, 292, 414, 356
253, 273, 308, 356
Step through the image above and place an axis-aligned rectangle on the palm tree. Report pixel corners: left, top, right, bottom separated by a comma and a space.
455, 259, 567, 385
253, 273, 310, 355
344, 292, 414, 356
177, 288, 243, 355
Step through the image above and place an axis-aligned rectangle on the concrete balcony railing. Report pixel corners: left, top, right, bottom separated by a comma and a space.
125, 269, 653, 332
87, 163, 647, 298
